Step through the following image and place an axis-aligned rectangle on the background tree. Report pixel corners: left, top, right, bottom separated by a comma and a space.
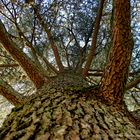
0, 0, 140, 139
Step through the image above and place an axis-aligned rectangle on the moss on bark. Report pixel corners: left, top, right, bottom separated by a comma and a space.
0, 74, 140, 140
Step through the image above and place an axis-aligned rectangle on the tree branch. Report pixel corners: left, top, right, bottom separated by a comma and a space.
60, 38, 72, 69
0, 79, 26, 106
126, 77, 140, 90
0, 64, 19, 68
10, 19, 58, 74
82, 0, 105, 76
0, 20, 48, 89
37, 52, 59, 74
33, 6, 64, 72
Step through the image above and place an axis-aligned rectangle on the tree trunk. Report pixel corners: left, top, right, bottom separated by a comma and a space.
0, 73, 140, 140
0, 0, 139, 139
98, 0, 134, 105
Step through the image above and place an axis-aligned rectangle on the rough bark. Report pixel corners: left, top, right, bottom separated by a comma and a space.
0, 74, 140, 140
0, 0, 139, 139
98, 0, 134, 105
0, 20, 48, 89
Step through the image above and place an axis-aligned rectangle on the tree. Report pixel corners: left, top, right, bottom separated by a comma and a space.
0, 0, 140, 139
98, 0, 134, 105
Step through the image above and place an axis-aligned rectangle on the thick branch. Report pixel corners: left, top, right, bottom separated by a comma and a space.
0, 79, 26, 106
82, 0, 105, 76
0, 20, 47, 89
99, 0, 133, 105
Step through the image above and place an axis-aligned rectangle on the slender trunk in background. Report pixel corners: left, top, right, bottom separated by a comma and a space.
82, 0, 105, 77
99, 0, 134, 105
33, 7, 64, 72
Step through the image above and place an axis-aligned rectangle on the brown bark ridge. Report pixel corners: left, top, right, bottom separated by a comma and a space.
82, 0, 105, 77
98, 0, 134, 105
0, 74, 140, 140
0, 20, 48, 89
0, 79, 26, 106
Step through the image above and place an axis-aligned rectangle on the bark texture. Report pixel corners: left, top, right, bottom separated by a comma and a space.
99, 0, 134, 105
0, 74, 140, 140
